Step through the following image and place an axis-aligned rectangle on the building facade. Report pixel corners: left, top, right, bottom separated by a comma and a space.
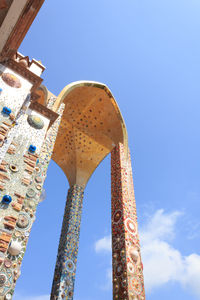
0, 1, 145, 299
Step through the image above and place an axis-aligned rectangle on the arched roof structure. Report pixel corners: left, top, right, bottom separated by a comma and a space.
52, 81, 128, 187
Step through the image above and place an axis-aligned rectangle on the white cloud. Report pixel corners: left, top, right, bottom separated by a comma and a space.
141, 209, 182, 242
141, 209, 200, 298
13, 294, 49, 300
182, 254, 200, 296
140, 209, 184, 290
94, 235, 111, 253
141, 237, 184, 289
94, 209, 200, 298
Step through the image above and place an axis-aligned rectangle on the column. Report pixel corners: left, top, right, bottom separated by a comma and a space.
51, 184, 84, 300
111, 143, 145, 300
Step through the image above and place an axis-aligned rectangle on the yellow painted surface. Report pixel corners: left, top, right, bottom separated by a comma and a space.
52, 81, 127, 187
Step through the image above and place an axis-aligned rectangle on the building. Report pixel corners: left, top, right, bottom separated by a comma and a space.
0, 1, 145, 299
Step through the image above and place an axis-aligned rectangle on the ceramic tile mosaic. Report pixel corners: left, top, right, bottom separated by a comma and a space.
47, 96, 57, 110
111, 143, 145, 300
39, 103, 65, 177
0, 135, 47, 299
51, 184, 84, 300
0, 65, 32, 115
0, 62, 146, 300
0, 65, 64, 299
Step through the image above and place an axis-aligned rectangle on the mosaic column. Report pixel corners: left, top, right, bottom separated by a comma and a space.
111, 143, 145, 300
0, 59, 64, 299
51, 184, 84, 300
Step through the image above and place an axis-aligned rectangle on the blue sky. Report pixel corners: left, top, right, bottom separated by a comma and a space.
14, 0, 200, 299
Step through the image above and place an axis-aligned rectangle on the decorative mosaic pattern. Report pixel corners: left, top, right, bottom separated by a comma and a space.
27, 115, 44, 129
0, 62, 145, 300
0, 65, 32, 115
47, 96, 57, 110
1, 73, 21, 89
0, 114, 54, 299
0, 146, 41, 298
111, 143, 145, 300
0, 63, 64, 299
0, 108, 50, 166
51, 184, 84, 300
2, 106, 64, 300
39, 103, 65, 177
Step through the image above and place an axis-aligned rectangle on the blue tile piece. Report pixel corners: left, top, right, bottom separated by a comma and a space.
2, 107, 11, 115
2, 195, 12, 204
28, 145, 36, 153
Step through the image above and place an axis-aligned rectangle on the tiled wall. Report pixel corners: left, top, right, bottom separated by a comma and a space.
0, 66, 63, 300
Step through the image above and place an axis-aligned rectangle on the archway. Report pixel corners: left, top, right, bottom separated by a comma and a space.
50, 81, 145, 299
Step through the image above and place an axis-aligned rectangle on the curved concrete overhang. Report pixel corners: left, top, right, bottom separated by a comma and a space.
52, 81, 128, 188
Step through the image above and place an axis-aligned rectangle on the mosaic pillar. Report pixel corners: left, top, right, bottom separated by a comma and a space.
111, 143, 145, 300
0, 103, 63, 300
0, 59, 64, 299
51, 184, 84, 300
